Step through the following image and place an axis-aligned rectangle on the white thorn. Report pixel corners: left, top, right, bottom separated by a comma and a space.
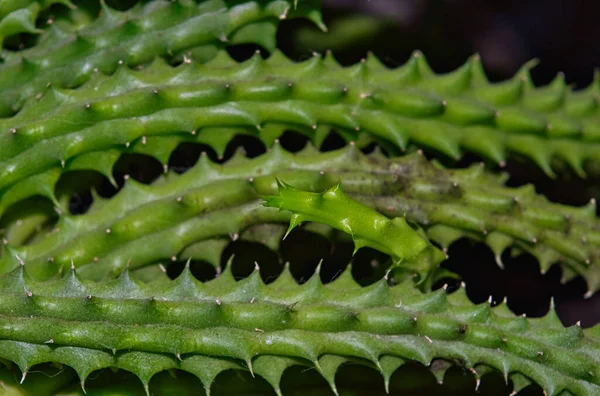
384, 269, 392, 281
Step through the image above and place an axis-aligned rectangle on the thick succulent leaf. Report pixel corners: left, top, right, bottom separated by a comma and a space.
0, 352, 489, 395
1, 145, 598, 291
0, 263, 598, 395
0, 0, 324, 117
263, 180, 445, 287
1, 48, 599, 200
264, 181, 430, 263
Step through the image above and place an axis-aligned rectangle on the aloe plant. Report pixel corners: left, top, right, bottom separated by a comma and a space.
0, 1, 598, 395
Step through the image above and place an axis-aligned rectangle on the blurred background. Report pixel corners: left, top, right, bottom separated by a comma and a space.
281, 0, 600, 88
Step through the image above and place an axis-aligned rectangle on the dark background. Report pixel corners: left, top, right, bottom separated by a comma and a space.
284, 0, 600, 88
